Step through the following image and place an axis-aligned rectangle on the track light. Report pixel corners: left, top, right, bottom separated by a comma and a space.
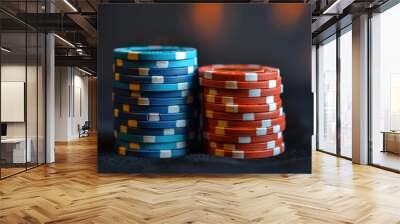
63, 0, 78, 12
1, 47, 11, 53
78, 67, 93, 76
54, 34, 75, 48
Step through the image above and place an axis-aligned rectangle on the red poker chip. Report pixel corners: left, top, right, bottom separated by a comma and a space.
199, 77, 282, 90
203, 132, 283, 143
205, 115, 285, 128
204, 101, 282, 113
202, 94, 281, 105
206, 138, 284, 151
203, 86, 283, 97
206, 143, 285, 159
199, 64, 280, 82
204, 109, 284, 121
205, 121, 285, 136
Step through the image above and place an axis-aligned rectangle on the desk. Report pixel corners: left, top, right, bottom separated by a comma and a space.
382, 131, 400, 154
1, 138, 31, 163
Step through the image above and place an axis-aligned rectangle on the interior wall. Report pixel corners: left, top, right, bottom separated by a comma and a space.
55, 66, 89, 141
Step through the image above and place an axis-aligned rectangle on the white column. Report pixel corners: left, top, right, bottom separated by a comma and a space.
352, 14, 369, 164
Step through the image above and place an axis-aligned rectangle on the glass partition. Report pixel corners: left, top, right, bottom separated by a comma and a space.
370, 3, 400, 171
317, 36, 337, 154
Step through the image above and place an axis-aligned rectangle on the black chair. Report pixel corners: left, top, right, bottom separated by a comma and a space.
78, 121, 90, 138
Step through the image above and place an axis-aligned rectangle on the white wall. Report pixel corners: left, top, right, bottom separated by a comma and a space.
55, 67, 89, 141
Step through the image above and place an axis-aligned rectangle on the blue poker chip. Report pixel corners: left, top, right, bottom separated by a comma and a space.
113, 81, 194, 91
114, 111, 194, 121
113, 89, 193, 98
118, 147, 187, 158
114, 118, 191, 129
115, 57, 197, 69
118, 126, 190, 136
113, 46, 197, 61
115, 73, 196, 84
114, 65, 196, 76
116, 131, 194, 143
113, 95, 194, 106
116, 140, 188, 151
113, 103, 191, 114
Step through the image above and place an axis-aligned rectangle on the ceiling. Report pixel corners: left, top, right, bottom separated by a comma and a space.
0, 0, 392, 73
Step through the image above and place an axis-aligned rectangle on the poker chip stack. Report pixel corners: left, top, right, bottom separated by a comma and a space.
199, 64, 286, 159
112, 46, 198, 159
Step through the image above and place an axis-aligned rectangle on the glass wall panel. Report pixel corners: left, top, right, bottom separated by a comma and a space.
1, 30, 28, 177
371, 3, 400, 171
317, 36, 337, 154
339, 29, 352, 158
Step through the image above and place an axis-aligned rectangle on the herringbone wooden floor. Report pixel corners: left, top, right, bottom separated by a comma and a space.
1, 135, 400, 224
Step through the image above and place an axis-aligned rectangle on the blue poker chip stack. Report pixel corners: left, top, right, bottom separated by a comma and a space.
112, 46, 198, 159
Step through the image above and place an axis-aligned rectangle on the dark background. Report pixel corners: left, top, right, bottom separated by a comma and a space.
98, 3, 312, 173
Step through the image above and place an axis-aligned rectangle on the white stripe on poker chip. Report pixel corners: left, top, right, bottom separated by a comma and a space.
266, 96, 274, 104
245, 73, 258, 81
156, 61, 169, 68
138, 97, 150, 106
206, 95, 215, 103
278, 132, 283, 138
273, 125, 281, 133
176, 120, 186, 127
180, 90, 189, 97
281, 84, 284, 93
239, 137, 251, 143
168, 105, 179, 113
175, 52, 186, 60
163, 128, 175, 135
176, 141, 186, 148
262, 119, 272, 127
222, 96, 233, 104
204, 71, 213, 79
256, 128, 267, 136
273, 147, 281, 156
267, 140, 276, 149
269, 103, 277, 111
178, 82, 188, 90
160, 150, 172, 158
143, 136, 156, 143
243, 113, 255, 121
224, 144, 235, 150
217, 120, 227, 127
194, 58, 198, 65
151, 76, 164, 83
225, 81, 238, 89
188, 66, 194, 74
279, 108, 283, 115
249, 89, 261, 97
232, 151, 245, 159
138, 68, 149, 76
268, 80, 277, 88
226, 104, 238, 113
148, 113, 160, 121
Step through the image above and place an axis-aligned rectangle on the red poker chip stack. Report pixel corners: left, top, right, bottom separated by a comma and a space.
199, 64, 286, 159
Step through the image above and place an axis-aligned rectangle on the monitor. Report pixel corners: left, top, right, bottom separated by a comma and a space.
1, 123, 7, 137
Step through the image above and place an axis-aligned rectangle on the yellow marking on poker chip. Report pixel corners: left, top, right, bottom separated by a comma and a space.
129, 143, 140, 150
113, 108, 119, 118
129, 83, 140, 91
118, 146, 127, 156
215, 127, 225, 135
120, 125, 127, 133
215, 149, 225, 157
116, 59, 124, 67
123, 104, 130, 112
127, 52, 139, 60
114, 73, 120, 81
206, 110, 213, 118
128, 120, 138, 127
